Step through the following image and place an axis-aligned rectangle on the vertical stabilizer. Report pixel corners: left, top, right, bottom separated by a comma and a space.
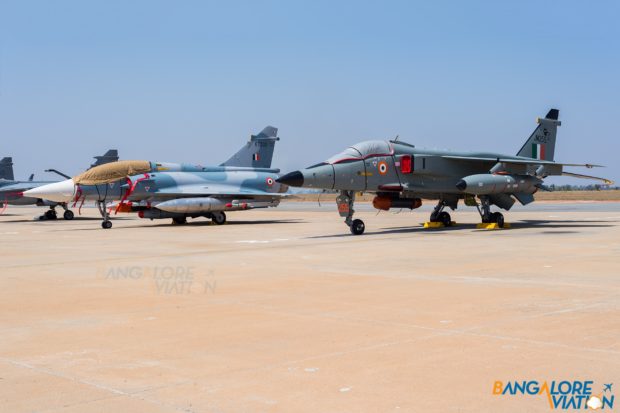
0, 157, 14, 181
516, 109, 561, 161
220, 126, 279, 168
90, 149, 119, 169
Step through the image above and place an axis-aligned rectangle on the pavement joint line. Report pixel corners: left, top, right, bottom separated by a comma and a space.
311, 267, 620, 290
205, 298, 620, 356
0, 357, 192, 413
38, 394, 130, 413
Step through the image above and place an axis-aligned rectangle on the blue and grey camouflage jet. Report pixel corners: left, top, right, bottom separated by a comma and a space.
0, 150, 119, 220
25, 127, 287, 229
277, 109, 612, 234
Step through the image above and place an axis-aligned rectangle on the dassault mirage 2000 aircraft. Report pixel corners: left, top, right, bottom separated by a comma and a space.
277, 109, 612, 235
25, 127, 287, 228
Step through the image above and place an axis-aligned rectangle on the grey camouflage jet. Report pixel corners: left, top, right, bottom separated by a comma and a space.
0, 150, 119, 220
277, 109, 612, 235
25, 127, 287, 229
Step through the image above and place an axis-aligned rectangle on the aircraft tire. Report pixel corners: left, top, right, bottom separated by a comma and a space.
45, 210, 57, 220
212, 212, 226, 225
172, 217, 187, 225
494, 212, 504, 228
101, 220, 112, 229
63, 210, 74, 220
438, 211, 451, 227
350, 219, 365, 235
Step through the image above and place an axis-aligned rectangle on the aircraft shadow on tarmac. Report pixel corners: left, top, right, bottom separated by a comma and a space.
1, 216, 134, 224
307, 219, 617, 239
135, 218, 304, 229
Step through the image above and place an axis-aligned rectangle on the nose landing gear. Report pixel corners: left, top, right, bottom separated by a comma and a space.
97, 200, 113, 229
350, 218, 365, 235
337, 190, 365, 235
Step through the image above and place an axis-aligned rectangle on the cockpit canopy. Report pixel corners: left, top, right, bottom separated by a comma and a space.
325, 140, 392, 164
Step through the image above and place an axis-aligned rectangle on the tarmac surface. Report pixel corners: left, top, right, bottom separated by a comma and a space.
1, 203, 619, 412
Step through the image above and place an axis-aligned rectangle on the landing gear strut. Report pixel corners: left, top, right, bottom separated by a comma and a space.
430, 200, 452, 227
337, 190, 365, 235
97, 200, 112, 229
476, 196, 504, 228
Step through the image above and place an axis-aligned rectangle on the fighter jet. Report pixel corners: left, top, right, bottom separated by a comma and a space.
277, 109, 612, 234
0, 150, 119, 220
25, 127, 287, 229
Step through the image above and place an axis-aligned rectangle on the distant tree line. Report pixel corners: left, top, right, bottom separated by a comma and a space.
548, 184, 619, 191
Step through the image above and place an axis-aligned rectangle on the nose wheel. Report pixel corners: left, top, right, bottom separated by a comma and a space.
101, 220, 113, 229
338, 190, 365, 235
350, 218, 365, 235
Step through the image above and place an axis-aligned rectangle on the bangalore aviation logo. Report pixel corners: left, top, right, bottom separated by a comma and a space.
493, 380, 614, 410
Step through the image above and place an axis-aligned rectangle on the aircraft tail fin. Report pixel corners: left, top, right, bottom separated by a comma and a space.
220, 126, 279, 168
0, 157, 14, 181
516, 109, 561, 161
90, 149, 119, 169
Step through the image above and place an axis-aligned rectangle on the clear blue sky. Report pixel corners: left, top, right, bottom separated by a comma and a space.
1, 1, 618, 184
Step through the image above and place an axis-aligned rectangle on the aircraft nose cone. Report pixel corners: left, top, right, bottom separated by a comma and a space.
23, 179, 76, 202
276, 171, 304, 187
455, 179, 467, 191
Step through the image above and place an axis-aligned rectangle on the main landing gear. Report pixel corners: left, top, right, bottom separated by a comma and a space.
429, 200, 453, 227
202, 211, 227, 225
171, 212, 227, 226
43, 209, 57, 220
211, 211, 226, 225
38, 204, 74, 221
97, 200, 113, 229
61, 204, 74, 220
476, 196, 504, 228
337, 190, 365, 235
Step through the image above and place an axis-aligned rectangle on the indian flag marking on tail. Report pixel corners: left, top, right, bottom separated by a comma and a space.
532, 143, 546, 160
253, 153, 260, 161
